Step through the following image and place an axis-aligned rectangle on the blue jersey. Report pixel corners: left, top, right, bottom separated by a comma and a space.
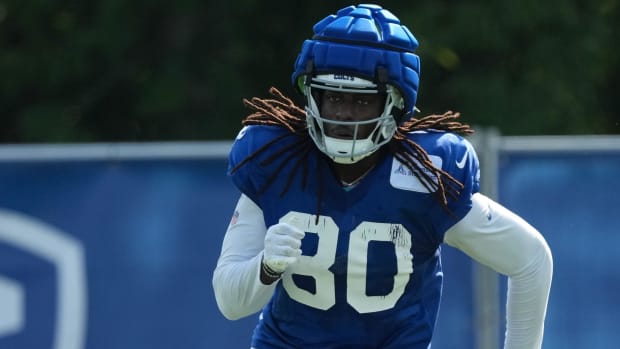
228, 125, 480, 349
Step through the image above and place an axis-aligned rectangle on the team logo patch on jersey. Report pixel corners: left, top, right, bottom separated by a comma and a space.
389, 155, 443, 193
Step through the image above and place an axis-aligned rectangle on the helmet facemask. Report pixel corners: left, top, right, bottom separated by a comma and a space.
303, 74, 404, 164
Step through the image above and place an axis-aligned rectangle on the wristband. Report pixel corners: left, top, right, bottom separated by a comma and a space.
261, 262, 283, 279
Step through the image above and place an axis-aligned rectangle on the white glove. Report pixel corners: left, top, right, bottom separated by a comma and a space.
263, 222, 305, 273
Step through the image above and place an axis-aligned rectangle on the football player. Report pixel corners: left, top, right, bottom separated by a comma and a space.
213, 4, 552, 348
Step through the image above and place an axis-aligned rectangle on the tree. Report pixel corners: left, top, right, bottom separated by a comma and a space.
0, 1, 617, 143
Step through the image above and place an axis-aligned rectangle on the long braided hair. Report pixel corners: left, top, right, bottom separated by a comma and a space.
230, 87, 474, 220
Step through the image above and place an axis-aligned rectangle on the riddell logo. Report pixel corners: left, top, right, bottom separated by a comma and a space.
0, 209, 87, 349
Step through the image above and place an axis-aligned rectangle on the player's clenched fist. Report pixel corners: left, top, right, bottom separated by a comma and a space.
263, 222, 305, 274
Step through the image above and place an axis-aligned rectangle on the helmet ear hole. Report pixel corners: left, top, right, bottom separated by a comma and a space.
393, 107, 405, 123
386, 87, 407, 123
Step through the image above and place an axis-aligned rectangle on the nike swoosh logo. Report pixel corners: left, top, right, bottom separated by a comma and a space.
456, 152, 467, 169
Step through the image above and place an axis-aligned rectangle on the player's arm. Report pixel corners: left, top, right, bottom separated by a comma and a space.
212, 194, 276, 320
444, 193, 553, 349
212, 193, 305, 320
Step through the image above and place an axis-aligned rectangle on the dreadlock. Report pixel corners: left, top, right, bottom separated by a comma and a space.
230, 87, 474, 221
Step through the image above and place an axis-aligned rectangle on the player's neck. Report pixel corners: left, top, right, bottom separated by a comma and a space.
332, 150, 382, 185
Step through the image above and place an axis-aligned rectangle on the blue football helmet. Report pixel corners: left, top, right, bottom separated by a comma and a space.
292, 4, 421, 164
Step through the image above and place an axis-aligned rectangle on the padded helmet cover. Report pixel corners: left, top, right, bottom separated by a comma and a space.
292, 4, 421, 116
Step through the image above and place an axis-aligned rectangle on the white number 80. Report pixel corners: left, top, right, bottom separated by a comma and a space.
280, 211, 414, 314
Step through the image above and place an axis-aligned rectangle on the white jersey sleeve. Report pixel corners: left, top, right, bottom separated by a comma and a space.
212, 194, 276, 320
444, 193, 553, 349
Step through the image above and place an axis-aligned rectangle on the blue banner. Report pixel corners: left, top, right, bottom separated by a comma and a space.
0, 156, 260, 348
0, 146, 476, 349
498, 150, 620, 349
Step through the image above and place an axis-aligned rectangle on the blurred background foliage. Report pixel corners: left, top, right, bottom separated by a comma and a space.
0, 0, 618, 142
